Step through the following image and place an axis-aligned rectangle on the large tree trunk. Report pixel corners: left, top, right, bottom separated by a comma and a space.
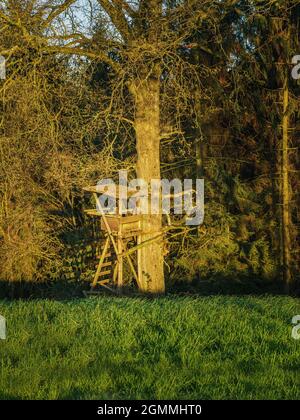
281, 71, 292, 292
130, 77, 165, 294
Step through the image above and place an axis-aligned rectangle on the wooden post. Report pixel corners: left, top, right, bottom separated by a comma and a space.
117, 233, 123, 289
137, 234, 143, 291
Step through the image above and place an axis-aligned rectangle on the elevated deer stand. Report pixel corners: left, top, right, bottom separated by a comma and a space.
83, 185, 143, 294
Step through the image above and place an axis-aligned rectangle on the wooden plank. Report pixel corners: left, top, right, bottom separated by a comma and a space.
137, 234, 143, 290
101, 261, 112, 267
101, 217, 120, 232
96, 253, 112, 259
113, 262, 118, 285
95, 262, 112, 269
117, 236, 123, 288
98, 279, 110, 285
122, 230, 142, 239
121, 222, 141, 232
98, 270, 112, 277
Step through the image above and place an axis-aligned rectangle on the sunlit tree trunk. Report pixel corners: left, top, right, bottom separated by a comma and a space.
130, 76, 165, 294
281, 70, 292, 292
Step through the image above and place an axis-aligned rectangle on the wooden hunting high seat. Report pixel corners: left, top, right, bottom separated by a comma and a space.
83, 183, 196, 294
83, 184, 143, 293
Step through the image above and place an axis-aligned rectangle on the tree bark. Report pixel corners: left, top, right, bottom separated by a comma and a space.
281, 71, 292, 292
130, 76, 165, 294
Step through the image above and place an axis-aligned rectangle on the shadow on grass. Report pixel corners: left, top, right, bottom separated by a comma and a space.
0, 273, 297, 301
170, 274, 292, 297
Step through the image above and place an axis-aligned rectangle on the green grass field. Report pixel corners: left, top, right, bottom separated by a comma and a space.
0, 295, 300, 400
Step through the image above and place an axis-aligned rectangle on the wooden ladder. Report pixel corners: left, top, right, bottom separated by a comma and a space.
92, 236, 116, 288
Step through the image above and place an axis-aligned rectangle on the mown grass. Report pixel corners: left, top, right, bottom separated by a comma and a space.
0, 295, 300, 400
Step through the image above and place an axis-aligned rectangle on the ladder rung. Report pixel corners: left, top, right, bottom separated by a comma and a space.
96, 253, 112, 259
95, 261, 114, 270
98, 279, 110, 285
95, 263, 112, 269
101, 261, 112, 267
98, 270, 112, 277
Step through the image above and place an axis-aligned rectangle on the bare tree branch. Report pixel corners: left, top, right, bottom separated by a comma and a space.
43, 44, 122, 72
97, 0, 131, 41
42, 0, 77, 28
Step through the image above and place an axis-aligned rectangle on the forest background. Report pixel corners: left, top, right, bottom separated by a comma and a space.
0, 0, 299, 297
